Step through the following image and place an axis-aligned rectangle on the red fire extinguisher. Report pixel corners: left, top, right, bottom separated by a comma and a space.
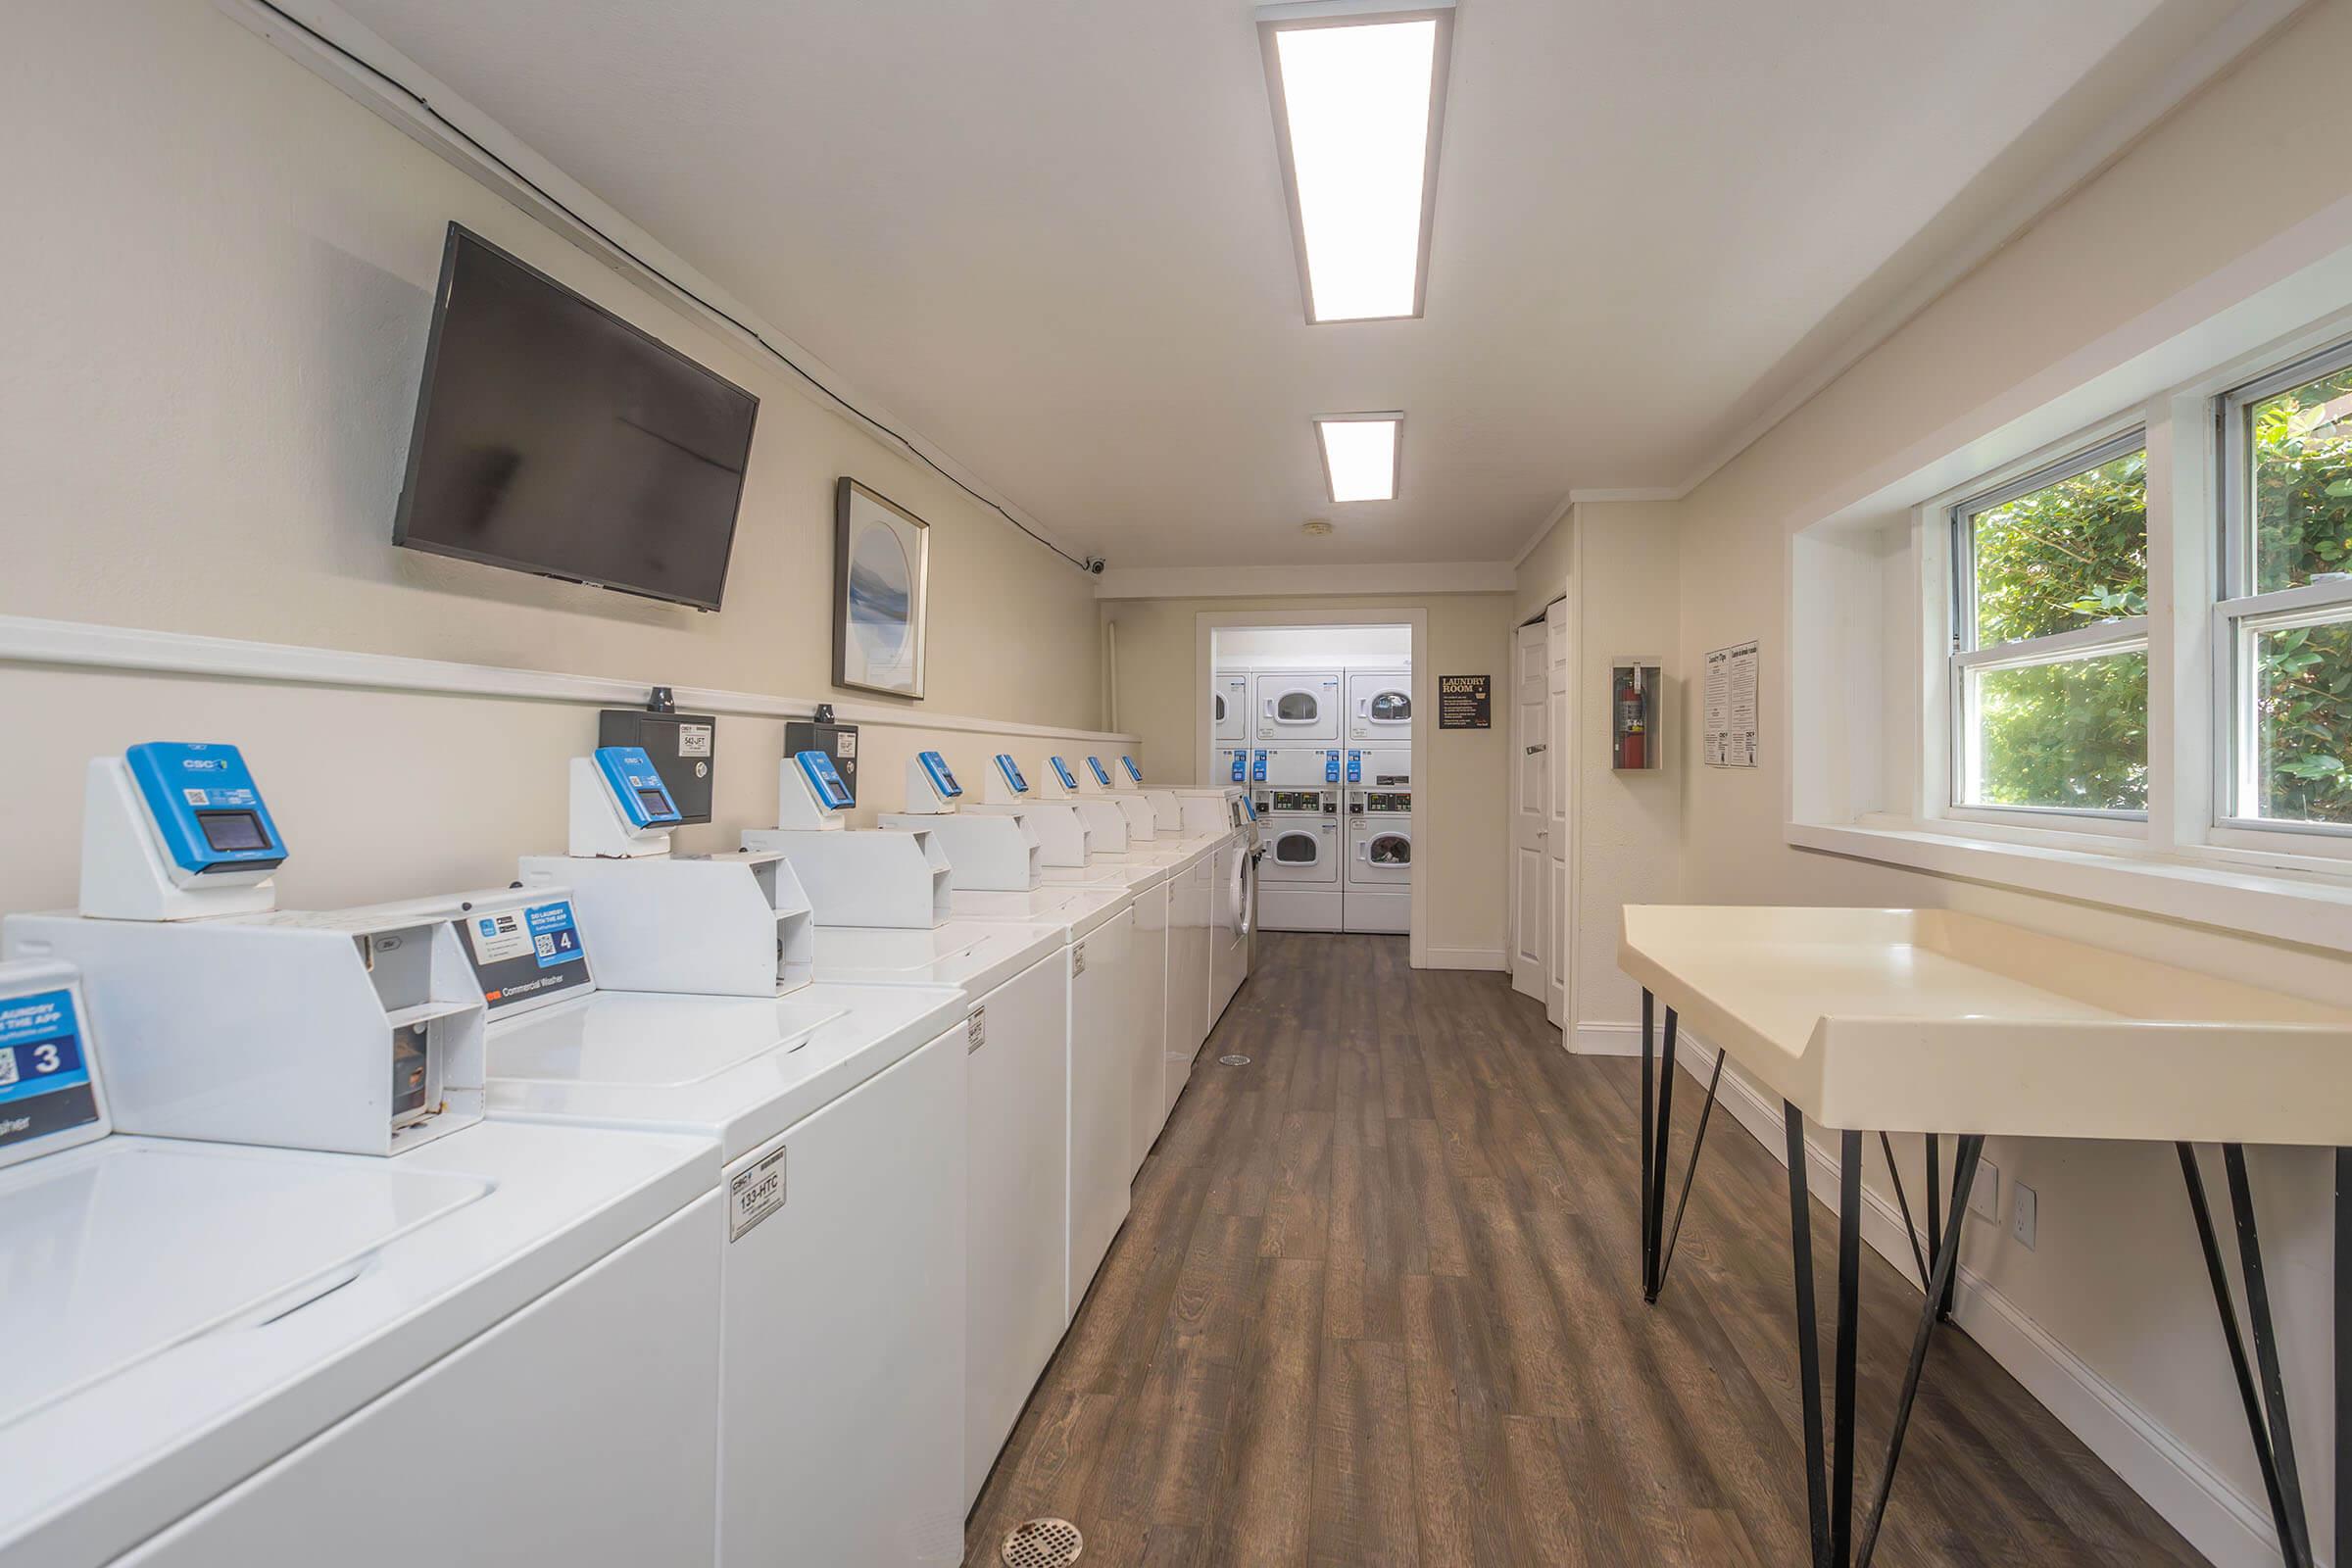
1616, 667, 1646, 769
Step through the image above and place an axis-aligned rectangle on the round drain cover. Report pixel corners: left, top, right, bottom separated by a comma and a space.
1002, 1518, 1084, 1567
1218, 1054, 1251, 1066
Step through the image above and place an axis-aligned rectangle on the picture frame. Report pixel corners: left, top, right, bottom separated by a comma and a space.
831, 477, 932, 699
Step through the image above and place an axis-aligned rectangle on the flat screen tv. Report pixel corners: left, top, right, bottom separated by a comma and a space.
393, 223, 760, 611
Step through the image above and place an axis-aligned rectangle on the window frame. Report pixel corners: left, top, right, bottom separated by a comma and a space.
1945, 428, 2152, 824
2212, 336, 2352, 842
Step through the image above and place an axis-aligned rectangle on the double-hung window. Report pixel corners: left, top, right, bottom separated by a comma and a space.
1949, 432, 2150, 817
2218, 341, 2352, 835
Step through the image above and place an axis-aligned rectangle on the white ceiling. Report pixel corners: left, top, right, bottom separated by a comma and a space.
339, 0, 2258, 567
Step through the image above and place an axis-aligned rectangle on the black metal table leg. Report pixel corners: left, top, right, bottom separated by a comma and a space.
1644, 1005, 1680, 1302
1853, 1134, 1984, 1568
1784, 1102, 1830, 1568
1640, 989, 1654, 1298
2180, 1142, 2317, 1567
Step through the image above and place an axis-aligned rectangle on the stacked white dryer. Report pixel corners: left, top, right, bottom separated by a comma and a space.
1216, 663, 1413, 934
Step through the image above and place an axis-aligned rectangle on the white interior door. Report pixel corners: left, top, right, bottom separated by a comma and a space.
1544, 601, 1570, 1026
1510, 623, 1548, 1001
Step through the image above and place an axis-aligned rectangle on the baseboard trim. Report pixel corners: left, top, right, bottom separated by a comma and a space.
1571, 1020, 1643, 1056
1422, 946, 1505, 970
1667, 1033, 2286, 1568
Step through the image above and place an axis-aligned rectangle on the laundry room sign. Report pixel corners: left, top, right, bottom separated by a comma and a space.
1438, 674, 1492, 729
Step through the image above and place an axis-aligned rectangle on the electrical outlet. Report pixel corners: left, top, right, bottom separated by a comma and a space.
2010, 1182, 2037, 1250
1970, 1157, 1999, 1221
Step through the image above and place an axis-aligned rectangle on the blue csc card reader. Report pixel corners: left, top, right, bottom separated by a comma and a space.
125, 742, 285, 880
994, 755, 1030, 795
594, 746, 682, 831
1085, 756, 1113, 788
1120, 756, 1144, 784
1049, 756, 1079, 791
916, 751, 962, 800
795, 750, 855, 811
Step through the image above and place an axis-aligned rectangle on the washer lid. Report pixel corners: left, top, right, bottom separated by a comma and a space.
810, 920, 1061, 998
950, 883, 1129, 941
0, 1119, 713, 1568
0, 1140, 487, 1431
484, 983, 968, 1160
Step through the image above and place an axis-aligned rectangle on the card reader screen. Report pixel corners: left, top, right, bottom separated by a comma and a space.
635, 788, 675, 818
197, 810, 270, 852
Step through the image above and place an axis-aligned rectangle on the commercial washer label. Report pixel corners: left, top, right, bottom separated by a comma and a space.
730, 1146, 787, 1241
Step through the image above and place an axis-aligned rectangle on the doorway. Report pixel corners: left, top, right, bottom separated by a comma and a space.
1197, 612, 1428, 966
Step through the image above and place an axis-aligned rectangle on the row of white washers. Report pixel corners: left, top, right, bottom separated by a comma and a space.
1212, 666, 1412, 934
0, 738, 1255, 1567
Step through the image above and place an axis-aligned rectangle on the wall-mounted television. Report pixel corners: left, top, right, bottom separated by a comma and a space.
393, 223, 760, 611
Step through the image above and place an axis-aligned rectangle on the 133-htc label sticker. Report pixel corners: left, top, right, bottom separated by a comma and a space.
677, 724, 712, 758
729, 1146, 786, 1240
967, 1004, 986, 1053
1072, 941, 1087, 978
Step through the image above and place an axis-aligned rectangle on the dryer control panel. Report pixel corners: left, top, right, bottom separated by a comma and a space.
1352, 790, 1413, 814
1260, 789, 1338, 814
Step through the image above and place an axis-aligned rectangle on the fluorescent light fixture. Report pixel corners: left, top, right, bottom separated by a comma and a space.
1259, 0, 1453, 323
1314, 413, 1402, 503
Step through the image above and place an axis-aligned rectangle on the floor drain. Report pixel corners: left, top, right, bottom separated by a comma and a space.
1002, 1517, 1084, 1567
1218, 1054, 1251, 1066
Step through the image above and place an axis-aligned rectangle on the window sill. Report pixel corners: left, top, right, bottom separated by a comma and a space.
1785, 818, 2352, 952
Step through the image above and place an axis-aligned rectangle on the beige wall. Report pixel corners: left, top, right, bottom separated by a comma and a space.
0, 1, 1110, 909
1515, 503, 1685, 1036
1657, 6, 2352, 1558
1102, 593, 1516, 964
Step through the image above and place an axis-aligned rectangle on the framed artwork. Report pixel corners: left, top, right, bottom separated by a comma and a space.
832, 477, 931, 699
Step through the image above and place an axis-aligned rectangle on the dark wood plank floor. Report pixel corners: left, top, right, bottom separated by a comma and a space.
964, 932, 2209, 1567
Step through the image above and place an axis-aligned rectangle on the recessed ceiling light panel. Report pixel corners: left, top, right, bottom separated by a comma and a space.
1259, 0, 1454, 324
1314, 413, 1402, 503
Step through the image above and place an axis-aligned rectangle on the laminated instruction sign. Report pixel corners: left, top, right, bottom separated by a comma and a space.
1703, 641, 1759, 767
1438, 674, 1492, 729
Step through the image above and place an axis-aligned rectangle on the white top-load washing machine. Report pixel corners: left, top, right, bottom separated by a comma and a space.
945, 873, 1137, 1498
486, 746, 979, 1567
1209, 793, 1261, 1026
767, 748, 1135, 1508
1253, 787, 1344, 933
1345, 787, 1414, 934
0, 744, 722, 1568
1155, 786, 1240, 1109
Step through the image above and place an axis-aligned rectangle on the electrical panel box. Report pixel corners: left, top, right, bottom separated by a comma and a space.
786, 718, 859, 807
1610, 659, 1664, 771
599, 709, 716, 823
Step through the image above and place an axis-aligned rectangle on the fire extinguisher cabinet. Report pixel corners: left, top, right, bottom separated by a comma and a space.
1609, 659, 1664, 771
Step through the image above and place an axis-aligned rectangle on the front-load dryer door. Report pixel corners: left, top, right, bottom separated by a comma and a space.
1212, 672, 1250, 742
1260, 821, 1339, 885
1252, 671, 1341, 743
1347, 671, 1414, 743
1350, 822, 1412, 888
